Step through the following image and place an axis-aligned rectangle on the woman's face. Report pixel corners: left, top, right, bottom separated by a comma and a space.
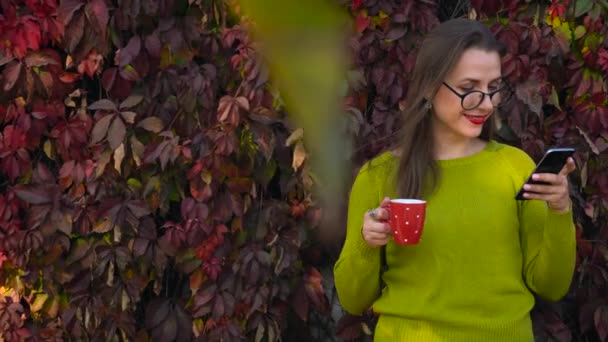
430, 48, 503, 143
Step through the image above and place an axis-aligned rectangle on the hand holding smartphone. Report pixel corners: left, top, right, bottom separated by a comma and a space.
515, 147, 575, 201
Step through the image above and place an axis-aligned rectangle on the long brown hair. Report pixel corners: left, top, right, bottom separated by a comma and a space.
395, 18, 505, 199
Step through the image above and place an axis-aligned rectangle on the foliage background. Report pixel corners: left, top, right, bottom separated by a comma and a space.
0, 0, 607, 341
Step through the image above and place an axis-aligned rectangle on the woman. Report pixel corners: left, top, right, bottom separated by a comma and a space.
333, 18, 576, 341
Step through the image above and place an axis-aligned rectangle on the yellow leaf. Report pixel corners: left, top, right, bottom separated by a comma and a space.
292, 141, 307, 171
114, 143, 125, 174
201, 170, 212, 184
160, 44, 172, 69
574, 25, 586, 40
15, 97, 26, 107
43, 140, 55, 160
127, 178, 142, 189
30, 293, 48, 313
65, 55, 73, 69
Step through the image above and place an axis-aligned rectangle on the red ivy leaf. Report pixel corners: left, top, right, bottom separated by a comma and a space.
64, 11, 85, 53
14, 185, 52, 205
336, 314, 364, 341
355, 12, 371, 33
85, 0, 109, 38
304, 267, 329, 313
595, 305, 608, 342
24, 51, 59, 67
118, 36, 142, 68
291, 285, 309, 321
2, 61, 23, 92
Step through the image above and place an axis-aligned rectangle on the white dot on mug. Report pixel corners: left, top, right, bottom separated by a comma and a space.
394, 215, 398, 219
405, 221, 409, 225
406, 208, 410, 211
416, 215, 420, 218
404, 238, 408, 242
394, 231, 398, 234
415, 230, 418, 234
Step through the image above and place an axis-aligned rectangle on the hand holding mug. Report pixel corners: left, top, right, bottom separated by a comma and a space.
362, 197, 427, 248
361, 197, 391, 248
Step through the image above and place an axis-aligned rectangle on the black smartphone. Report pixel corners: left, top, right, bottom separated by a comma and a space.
515, 147, 575, 200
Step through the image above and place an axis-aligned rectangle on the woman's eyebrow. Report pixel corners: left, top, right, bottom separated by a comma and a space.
457, 77, 503, 83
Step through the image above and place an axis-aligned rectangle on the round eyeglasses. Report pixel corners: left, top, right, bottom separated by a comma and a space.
442, 81, 512, 110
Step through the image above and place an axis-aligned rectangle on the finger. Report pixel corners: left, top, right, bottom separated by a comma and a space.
522, 191, 565, 202
364, 222, 391, 234
374, 207, 390, 221
364, 231, 391, 241
531, 173, 566, 185
380, 197, 391, 208
559, 157, 576, 176
523, 183, 565, 195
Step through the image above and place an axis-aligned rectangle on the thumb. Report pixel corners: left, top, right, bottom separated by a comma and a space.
380, 197, 391, 208
560, 157, 576, 176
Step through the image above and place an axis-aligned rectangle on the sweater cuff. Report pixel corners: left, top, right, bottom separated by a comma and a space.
354, 236, 380, 261
544, 207, 575, 240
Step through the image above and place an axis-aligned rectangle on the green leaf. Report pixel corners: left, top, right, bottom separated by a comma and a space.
574, 25, 586, 40
127, 178, 143, 190
574, 0, 593, 17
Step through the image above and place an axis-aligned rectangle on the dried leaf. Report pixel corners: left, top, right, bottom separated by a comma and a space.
114, 143, 125, 174
285, 128, 304, 147
93, 219, 114, 233
292, 141, 307, 171
108, 117, 127, 150
120, 95, 144, 109
91, 114, 114, 145
25, 52, 59, 67
131, 136, 145, 166
120, 111, 137, 124
137, 117, 164, 133
96, 149, 113, 177
89, 99, 118, 111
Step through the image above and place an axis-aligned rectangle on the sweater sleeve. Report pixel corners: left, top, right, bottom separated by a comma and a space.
333, 163, 382, 315
516, 155, 576, 302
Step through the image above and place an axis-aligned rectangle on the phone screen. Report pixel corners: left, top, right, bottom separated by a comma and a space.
515, 148, 575, 200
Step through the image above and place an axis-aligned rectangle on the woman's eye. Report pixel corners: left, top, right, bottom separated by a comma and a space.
460, 86, 474, 92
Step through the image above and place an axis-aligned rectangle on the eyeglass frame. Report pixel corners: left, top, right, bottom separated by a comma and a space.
441, 80, 512, 110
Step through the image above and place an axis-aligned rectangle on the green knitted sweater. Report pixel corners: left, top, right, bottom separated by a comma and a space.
334, 140, 576, 341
